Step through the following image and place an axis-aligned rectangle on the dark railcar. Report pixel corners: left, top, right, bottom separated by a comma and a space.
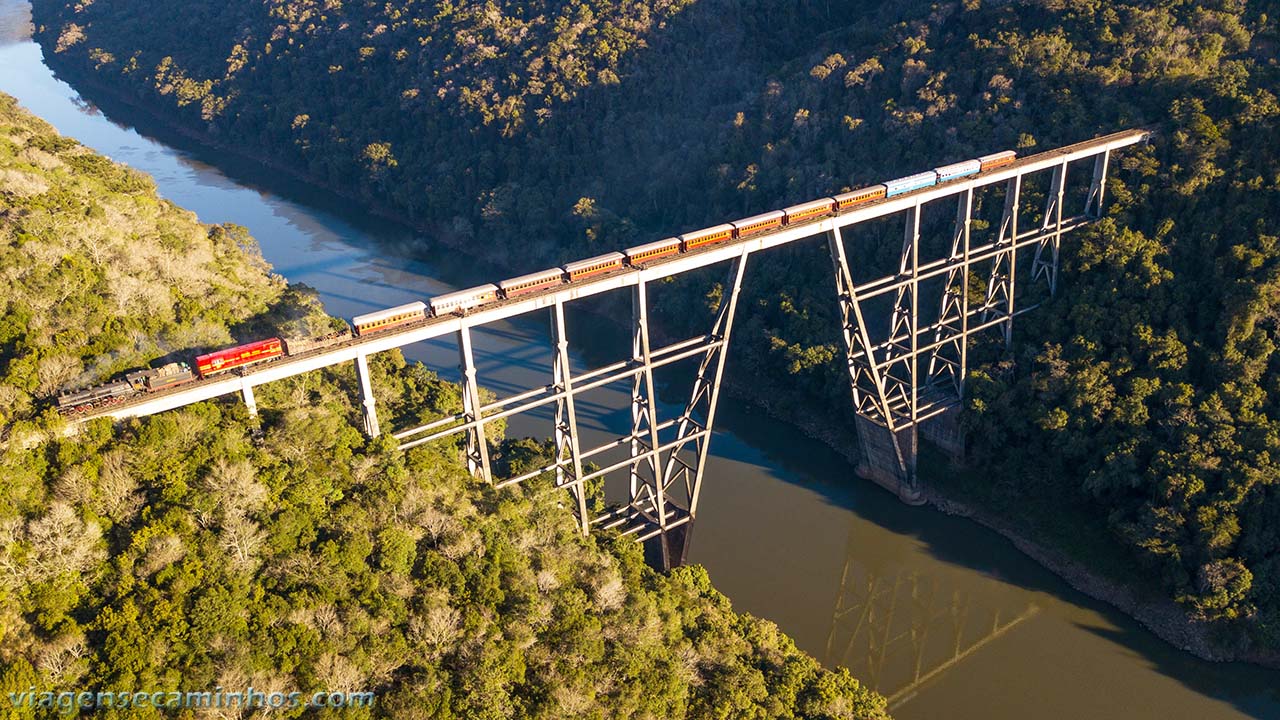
126, 362, 196, 392
57, 379, 135, 413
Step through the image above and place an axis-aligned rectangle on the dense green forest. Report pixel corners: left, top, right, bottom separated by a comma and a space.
29, 0, 1280, 657
0, 94, 888, 718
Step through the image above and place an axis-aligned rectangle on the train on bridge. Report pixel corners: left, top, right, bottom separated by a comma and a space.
56, 149, 1017, 416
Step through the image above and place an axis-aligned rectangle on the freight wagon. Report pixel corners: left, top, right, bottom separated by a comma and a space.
125, 362, 195, 392
282, 329, 352, 355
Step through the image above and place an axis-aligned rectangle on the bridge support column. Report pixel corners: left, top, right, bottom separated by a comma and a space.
354, 352, 380, 438
854, 416, 922, 504
1031, 160, 1068, 295
830, 222, 925, 505
920, 405, 964, 463
983, 176, 1021, 349
629, 279, 663, 511
628, 246, 750, 570
1085, 148, 1110, 219
551, 300, 589, 535
926, 189, 973, 400
241, 379, 258, 418
457, 326, 493, 483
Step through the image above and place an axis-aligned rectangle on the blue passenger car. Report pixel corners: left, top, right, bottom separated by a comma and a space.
884, 171, 939, 197
934, 159, 982, 182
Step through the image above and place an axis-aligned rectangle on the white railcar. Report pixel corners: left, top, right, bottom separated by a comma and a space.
429, 285, 499, 316
884, 171, 939, 197
934, 159, 982, 182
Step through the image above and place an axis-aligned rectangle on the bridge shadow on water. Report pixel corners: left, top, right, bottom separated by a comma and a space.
706, 397, 1280, 718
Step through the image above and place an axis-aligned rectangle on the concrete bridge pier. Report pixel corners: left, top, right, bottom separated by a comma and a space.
354, 353, 381, 438
241, 378, 258, 418
855, 406, 966, 503
920, 405, 965, 463
643, 522, 693, 572
854, 416, 924, 504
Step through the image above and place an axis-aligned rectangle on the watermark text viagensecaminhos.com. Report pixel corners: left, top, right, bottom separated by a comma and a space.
7, 687, 375, 713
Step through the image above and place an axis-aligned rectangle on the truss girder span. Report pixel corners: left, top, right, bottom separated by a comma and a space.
70, 130, 1147, 566
389, 246, 751, 569
829, 140, 1123, 499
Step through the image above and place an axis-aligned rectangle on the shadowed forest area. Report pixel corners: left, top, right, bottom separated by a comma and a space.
27, 0, 1280, 662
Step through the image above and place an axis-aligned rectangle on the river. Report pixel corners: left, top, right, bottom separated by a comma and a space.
2, 2, 1277, 717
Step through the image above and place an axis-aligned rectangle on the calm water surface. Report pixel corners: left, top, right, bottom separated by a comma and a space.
2, 3, 1277, 716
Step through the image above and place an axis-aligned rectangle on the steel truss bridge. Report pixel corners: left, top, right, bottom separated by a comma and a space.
76, 129, 1150, 568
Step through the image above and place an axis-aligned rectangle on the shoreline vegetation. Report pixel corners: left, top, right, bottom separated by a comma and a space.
26, 0, 1280, 670
29, 56, 1279, 673
0, 92, 891, 718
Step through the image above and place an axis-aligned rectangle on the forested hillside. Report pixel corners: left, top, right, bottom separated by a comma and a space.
29, 0, 1280, 656
0, 91, 307, 431
0, 94, 888, 718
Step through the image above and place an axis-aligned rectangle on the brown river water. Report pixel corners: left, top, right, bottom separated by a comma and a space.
2, 2, 1277, 716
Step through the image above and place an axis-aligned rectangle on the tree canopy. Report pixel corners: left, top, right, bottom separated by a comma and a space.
29, 0, 1280, 655
0, 93, 888, 718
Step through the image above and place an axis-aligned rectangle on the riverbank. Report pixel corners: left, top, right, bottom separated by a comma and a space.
732, 366, 1280, 669
923, 487, 1280, 669
727, 362, 1280, 669
34, 50, 1280, 673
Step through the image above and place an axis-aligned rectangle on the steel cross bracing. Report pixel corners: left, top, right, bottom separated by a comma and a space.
832, 166, 1101, 419
73, 129, 1149, 550
392, 247, 750, 561
827, 136, 1138, 496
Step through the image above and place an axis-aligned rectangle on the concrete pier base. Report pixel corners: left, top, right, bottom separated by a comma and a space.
920, 405, 965, 463
854, 415, 925, 505
644, 522, 694, 571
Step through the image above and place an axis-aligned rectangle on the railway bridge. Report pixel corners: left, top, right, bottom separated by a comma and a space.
73, 130, 1151, 568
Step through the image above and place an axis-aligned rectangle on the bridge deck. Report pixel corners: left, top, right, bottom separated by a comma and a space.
72, 128, 1150, 424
